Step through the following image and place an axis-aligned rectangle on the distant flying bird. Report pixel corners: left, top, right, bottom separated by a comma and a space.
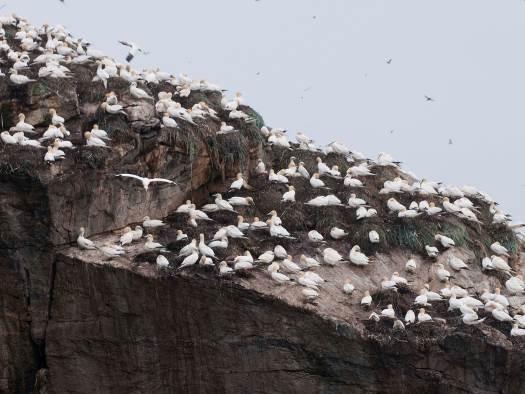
424, 95, 435, 102
386, 58, 392, 64
389, 129, 394, 134
448, 139, 453, 145
118, 41, 149, 63
115, 174, 177, 191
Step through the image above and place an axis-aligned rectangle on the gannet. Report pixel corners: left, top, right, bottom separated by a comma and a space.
119, 41, 149, 63
93, 61, 109, 88
295, 162, 309, 179
349, 245, 369, 266
344, 171, 364, 188
142, 216, 166, 228
369, 313, 380, 322
295, 131, 312, 145
44, 146, 55, 162
300, 254, 320, 268
306, 195, 342, 207
49, 109, 64, 125
436, 263, 451, 282
269, 169, 289, 183
381, 277, 398, 291
9, 68, 35, 84
179, 251, 199, 269
130, 82, 153, 100
511, 324, 525, 336
218, 122, 237, 134
229, 196, 255, 207
356, 207, 377, 220
176, 200, 193, 213
405, 310, 415, 325
255, 159, 267, 174
442, 197, 461, 214
268, 210, 282, 226
236, 216, 249, 232
161, 113, 178, 128
1, 131, 17, 145
369, 230, 380, 243
282, 186, 296, 202
459, 207, 481, 223
213, 193, 236, 212
493, 288, 509, 307
144, 234, 164, 251
505, 276, 524, 294
77, 227, 96, 249
323, 248, 347, 265
361, 291, 372, 308
387, 198, 406, 213
268, 221, 293, 238
131, 226, 143, 241
219, 261, 233, 275
343, 280, 355, 295
328, 141, 350, 155
115, 174, 176, 191
330, 227, 348, 240
302, 288, 319, 301
426, 202, 443, 216
381, 304, 396, 319
250, 217, 268, 230
308, 230, 325, 243
490, 242, 510, 257
491, 255, 512, 272
13, 113, 35, 133
492, 305, 514, 322
435, 234, 455, 248
280, 255, 301, 273
233, 251, 254, 265
448, 255, 469, 271
405, 259, 417, 273
418, 308, 432, 322
119, 227, 134, 246
309, 173, 327, 188
271, 265, 291, 284
100, 243, 126, 259
398, 209, 421, 218
425, 245, 439, 258
256, 251, 275, 264
197, 233, 215, 258
234, 260, 253, 270
348, 163, 375, 177
226, 225, 247, 239
101, 102, 127, 116
179, 240, 198, 257
348, 194, 367, 208
462, 312, 485, 325
230, 173, 251, 191
84, 131, 109, 147
156, 255, 170, 269
208, 237, 228, 250
414, 290, 430, 307
297, 272, 319, 290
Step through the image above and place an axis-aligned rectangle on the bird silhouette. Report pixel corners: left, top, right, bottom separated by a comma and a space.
424, 95, 435, 102
386, 58, 392, 64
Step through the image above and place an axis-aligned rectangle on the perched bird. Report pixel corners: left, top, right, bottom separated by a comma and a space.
142, 216, 166, 228
369, 230, 380, 243
361, 290, 372, 308
308, 230, 325, 243
435, 234, 455, 249
77, 227, 96, 250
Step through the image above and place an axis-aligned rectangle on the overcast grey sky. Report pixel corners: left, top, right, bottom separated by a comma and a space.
8, 0, 525, 221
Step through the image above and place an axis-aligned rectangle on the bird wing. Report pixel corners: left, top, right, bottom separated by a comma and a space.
150, 178, 176, 184
118, 40, 133, 48
116, 174, 144, 182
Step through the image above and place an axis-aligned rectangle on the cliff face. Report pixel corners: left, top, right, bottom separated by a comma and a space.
0, 20, 524, 394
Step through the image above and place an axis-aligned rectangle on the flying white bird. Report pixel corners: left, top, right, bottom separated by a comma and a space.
118, 40, 149, 62
115, 174, 176, 191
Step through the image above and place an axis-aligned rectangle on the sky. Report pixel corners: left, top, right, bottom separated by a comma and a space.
6, 0, 525, 220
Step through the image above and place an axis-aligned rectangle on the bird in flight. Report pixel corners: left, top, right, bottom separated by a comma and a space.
115, 174, 177, 191
386, 58, 392, 64
118, 41, 149, 63
424, 95, 435, 102
448, 139, 453, 145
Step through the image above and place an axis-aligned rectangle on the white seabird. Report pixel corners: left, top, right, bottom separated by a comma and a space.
115, 174, 176, 191
156, 255, 170, 269
349, 245, 369, 266
369, 230, 379, 243
330, 227, 348, 240
142, 216, 166, 228
179, 251, 199, 269
435, 234, 455, 248
144, 234, 164, 251
308, 230, 325, 243
323, 248, 347, 266
77, 227, 96, 250
361, 291, 372, 308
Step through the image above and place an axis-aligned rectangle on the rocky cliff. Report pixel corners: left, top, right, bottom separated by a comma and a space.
0, 17, 524, 394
